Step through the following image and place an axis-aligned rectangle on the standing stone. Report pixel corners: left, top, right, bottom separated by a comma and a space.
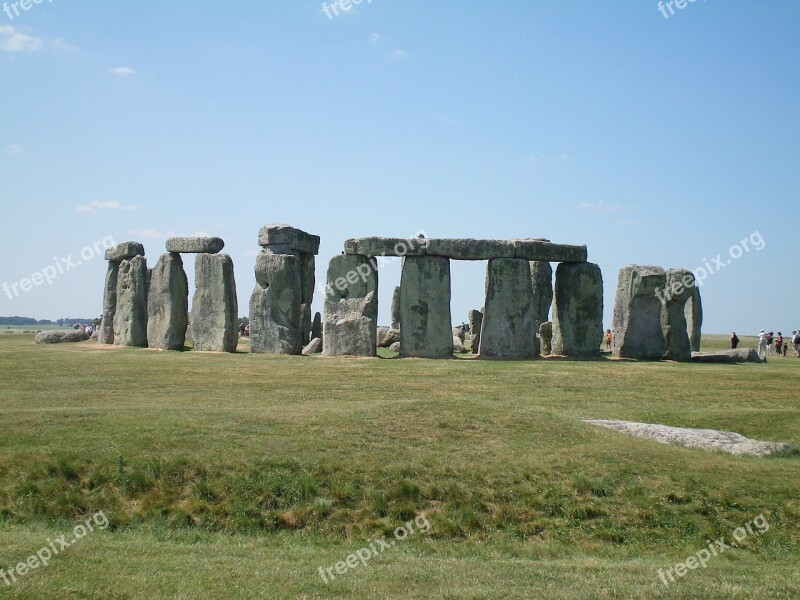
323, 255, 378, 356
685, 287, 703, 352
98, 262, 119, 344
612, 265, 667, 360
551, 262, 603, 357
479, 258, 536, 359
249, 252, 301, 355
530, 261, 553, 330
192, 253, 238, 353
662, 269, 694, 361
311, 311, 323, 342
146, 253, 188, 350
300, 254, 315, 345
468, 309, 483, 354
539, 321, 553, 356
390, 286, 401, 329
302, 338, 323, 355
113, 256, 149, 347
399, 256, 453, 358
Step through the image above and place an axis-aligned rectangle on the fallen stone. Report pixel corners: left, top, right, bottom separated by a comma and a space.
584, 419, 798, 457
479, 258, 536, 359
692, 349, 762, 364
323, 254, 378, 356
104, 241, 145, 262
399, 256, 453, 358
146, 253, 188, 350
453, 335, 466, 353
377, 327, 400, 347
166, 236, 224, 254
389, 341, 400, 353
302, 337, 322, 355
452, 327, 465, 343
113, 256, 149, 347
551, 262, 603, 357
192, 253, 239, 352
35, 330, 90, 344
249, 252, 301, 354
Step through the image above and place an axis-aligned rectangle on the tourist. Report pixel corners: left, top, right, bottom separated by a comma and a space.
792, 331, 800, 357
239, 323, 246, 336
775, 332, 783, 356
758, 330, 768, 362
766, 331, 774, 354
783, 342, 788, 357
605, 329, 613, 350
730, 332, 739, 349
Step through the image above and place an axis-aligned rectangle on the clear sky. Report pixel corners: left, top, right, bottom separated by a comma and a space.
1, 1, 798, 335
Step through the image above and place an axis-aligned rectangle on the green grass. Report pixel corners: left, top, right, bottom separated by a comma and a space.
0, 333, 798, 598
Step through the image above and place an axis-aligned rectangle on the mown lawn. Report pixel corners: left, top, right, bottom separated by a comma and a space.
0, 332, 798, 598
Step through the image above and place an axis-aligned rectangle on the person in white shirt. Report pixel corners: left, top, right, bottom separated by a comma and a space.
758, 329, 768, 362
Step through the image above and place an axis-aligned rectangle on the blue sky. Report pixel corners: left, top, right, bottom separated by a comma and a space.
1, 1, 798, 335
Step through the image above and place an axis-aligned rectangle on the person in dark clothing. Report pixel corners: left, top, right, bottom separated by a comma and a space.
730, 332, 739, 349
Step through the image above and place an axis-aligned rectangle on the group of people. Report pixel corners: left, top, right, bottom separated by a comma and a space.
73, 322, 97, 336
239, 323, 250, 337
749, 330, 800, 361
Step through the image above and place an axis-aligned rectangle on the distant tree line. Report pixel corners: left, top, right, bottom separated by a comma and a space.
0, 316, 99, 326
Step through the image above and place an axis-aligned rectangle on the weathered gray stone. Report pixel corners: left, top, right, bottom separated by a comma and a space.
661, 269, 694, 361
146, 253, 188, 350
692, 348, 762, 364
425, 239, 515, 260
686, 287, 703, 352
113, 256, 149, 347
192, 253, 238, 352
389, 341, 401, 353
377, 327, 400, 348
399, 256, 453, 358
513, 239, 587, 263
612, 265, 667, 360
479, 258, 536, 359
452, 327, 465, 343
390, 286, 401, 329
35, 330, 90, 344
299, 254, 315, 345
584, 420, 797, 457
551, 262, 603, 357
165, 236, 224, 254
311, 312, 322, 341
104, 241, 145, 262
530, 261, 553, 329
302, 338, 322, 355
468, 309, 483, 354
323, 255, 378, 356
453, 335, 466, 353
98, 262, 119, 344
344, 237, 428, 257
258, 224, 320, 255
539, 321, 553, 356
249, 252, 301, 354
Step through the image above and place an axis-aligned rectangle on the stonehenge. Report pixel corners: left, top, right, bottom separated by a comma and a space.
93, 230, 710, 365
612, 264, 701, 361
250, 225, 320, 354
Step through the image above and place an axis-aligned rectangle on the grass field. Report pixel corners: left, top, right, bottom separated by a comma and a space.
0, 332, 798, 598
